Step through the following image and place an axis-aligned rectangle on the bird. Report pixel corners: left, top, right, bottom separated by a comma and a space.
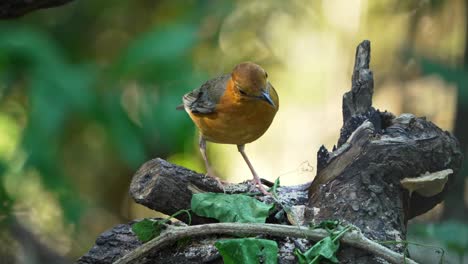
177, 62, 279, 195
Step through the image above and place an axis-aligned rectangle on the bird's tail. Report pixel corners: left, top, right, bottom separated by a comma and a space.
176, 104, 185, 110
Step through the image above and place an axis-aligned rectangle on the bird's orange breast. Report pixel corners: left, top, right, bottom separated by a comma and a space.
188, 79, 278, 145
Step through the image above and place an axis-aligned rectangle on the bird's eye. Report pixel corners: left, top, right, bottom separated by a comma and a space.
265, 72, 268, 78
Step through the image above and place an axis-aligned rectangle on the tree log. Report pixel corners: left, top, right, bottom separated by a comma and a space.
129, 157, 310, 225
77, 40, 462, 264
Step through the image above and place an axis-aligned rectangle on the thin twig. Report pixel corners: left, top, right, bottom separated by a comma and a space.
114, 223, 419, 264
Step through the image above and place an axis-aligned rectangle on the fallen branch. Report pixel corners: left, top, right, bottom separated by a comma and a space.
114, 223, 418, 264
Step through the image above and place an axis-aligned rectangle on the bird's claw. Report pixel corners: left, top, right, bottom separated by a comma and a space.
205, 172, 226, 193
248, 179, 271, 196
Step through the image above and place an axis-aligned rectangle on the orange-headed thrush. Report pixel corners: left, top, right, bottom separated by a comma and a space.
178, 62, 279, 194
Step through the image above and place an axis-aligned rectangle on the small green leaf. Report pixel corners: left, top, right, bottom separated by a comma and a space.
295, 224, 352, 264
191, 193, 274, 223
269, 177, 281, 196
215, 238, 278, 264
295, 236, 340, 264
132, 218, 165, 243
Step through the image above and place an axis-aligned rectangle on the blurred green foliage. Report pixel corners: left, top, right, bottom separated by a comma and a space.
0, 1, 234, 229
0, 2, 239, 260
0, 23, 196, 222
418, 57, 468, 107
409, 221, 468, 263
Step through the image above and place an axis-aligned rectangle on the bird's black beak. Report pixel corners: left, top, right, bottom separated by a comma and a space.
260, 90, 275, 108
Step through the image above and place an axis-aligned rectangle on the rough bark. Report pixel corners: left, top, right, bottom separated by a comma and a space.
77, 40, 463, 264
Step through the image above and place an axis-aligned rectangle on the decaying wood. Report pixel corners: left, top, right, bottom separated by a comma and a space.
77, 40, 462, 264
306, 40, 462, 263
0, 0, 73, 19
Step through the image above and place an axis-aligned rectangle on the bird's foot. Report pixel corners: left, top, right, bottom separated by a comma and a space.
248, 178, 271, 196
205, 172, 226, 193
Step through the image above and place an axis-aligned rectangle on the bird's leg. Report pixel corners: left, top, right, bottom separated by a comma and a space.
199, 135, 225, 192
237, 145, 270, 195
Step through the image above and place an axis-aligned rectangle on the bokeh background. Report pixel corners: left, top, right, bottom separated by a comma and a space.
0, 0, 467, 263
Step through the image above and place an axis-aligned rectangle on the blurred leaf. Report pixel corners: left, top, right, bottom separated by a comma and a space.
99, 93, 145, 168
113, 24, 197, 80
410, 221, 468, 257
0, 27, 63, 69
191, 193, 274, 223
427, 0, 445, 9
418, 58, 468, 107
0, 27, 98, 222
215, 238, 278, 264
140, 90, 194, 153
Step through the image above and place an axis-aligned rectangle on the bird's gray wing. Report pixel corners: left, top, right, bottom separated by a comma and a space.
182, 74, 229, 114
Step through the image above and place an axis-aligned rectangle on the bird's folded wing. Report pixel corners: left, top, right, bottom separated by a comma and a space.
182, 74, 229, 114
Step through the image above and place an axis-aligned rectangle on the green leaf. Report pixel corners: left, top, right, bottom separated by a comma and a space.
132, 218, 165, 243
215, 238, 278, 264
269, 177, 281, 196
295, 236, 340, 264
191, 193, 274, 223
295, 224, 352, 264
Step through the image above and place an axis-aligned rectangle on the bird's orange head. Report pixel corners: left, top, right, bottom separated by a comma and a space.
231, 62, 276, 108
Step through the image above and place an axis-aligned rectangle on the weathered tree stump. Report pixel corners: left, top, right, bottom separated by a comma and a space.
77, 40, 462, 264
